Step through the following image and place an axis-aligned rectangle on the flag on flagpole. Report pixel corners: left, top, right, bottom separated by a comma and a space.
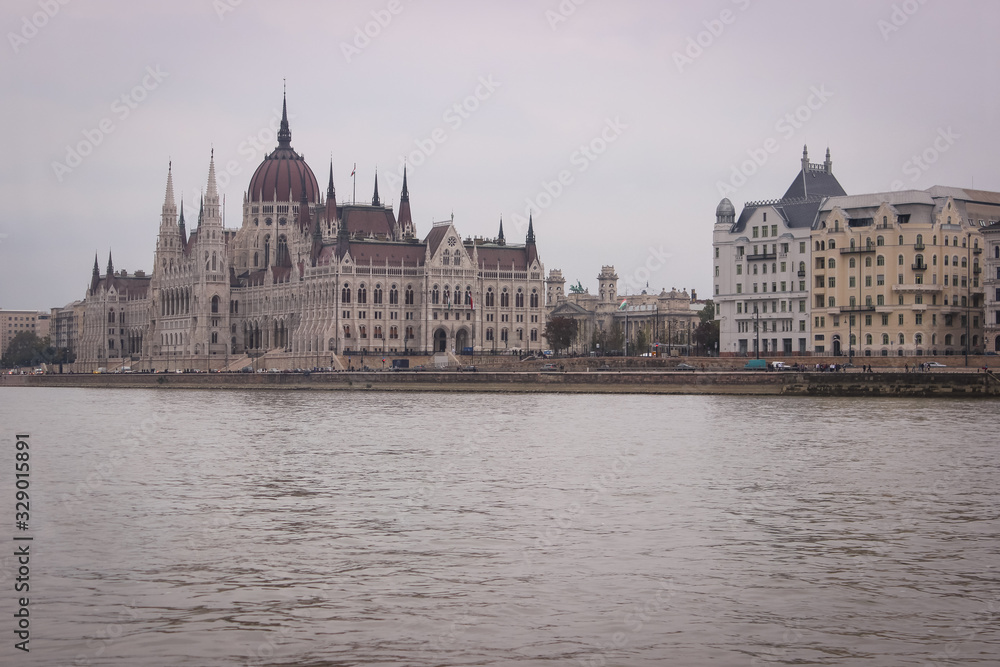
351, 164, 356, 177
619, 299, 628, 311
470, 296, 475, 311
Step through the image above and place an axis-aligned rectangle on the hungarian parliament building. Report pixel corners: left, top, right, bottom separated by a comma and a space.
76, 97, 549, 371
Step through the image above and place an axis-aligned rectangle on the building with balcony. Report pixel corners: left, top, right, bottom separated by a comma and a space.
981, 220, 1000, 353
809, 187, 997, 357
713, 146, 846, 356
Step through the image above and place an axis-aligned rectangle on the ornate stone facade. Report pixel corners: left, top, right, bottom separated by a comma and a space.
76, 97, 547, 371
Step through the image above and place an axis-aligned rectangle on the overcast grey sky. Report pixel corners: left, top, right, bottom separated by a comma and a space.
1, 0, 998, 310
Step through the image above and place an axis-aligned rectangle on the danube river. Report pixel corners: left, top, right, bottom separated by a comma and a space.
1, 388, 998, 666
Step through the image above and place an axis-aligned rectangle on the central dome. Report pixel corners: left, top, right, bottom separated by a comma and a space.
247, 96, 319, 204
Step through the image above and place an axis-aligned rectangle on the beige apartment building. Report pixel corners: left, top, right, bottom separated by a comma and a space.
810, 187, 997, 358
1, 309, 46, 357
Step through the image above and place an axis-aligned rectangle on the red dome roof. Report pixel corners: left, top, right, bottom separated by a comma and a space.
248, 149, 319, 203
247, 95, 319, 203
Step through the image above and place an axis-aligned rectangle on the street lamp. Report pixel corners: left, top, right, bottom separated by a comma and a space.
754, 305, 760, 359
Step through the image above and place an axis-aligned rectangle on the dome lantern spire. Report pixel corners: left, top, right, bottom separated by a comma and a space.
277, 82, 291, 148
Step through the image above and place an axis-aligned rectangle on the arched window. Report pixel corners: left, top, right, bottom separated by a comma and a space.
916, 234, 923, 246
373, 285, 383, 305
898, 254, 904, 266
253, 252, 259, 267
898, 333, 905, 345
798, 261, 805, 273
343, 324, 351, 338
465, 286, 472, 305
828, 258, 836, 269
865, 256, 872, 267
277, 236, 288, 265
453, 287, 461, 305
358, 284, 367, 304
442, 250, 450, 266
530, 290, 539, 308
432, 286, 440, 305
877, 255, 885, 266
882, 333, 890, 345
849, 257, 856, 269
359, 325, 367, 339
865, 333, 873, 345
515, 289, 524, 308
211, 296, 220, 313
405, 286, 414, 305
108, 309, 115, 323
961, 257, 967, 268
341, 283, 351, 304
828, 297, 836, 307
500, 289, 510, 307
944, 255, 950, 266
915, 254, 924, 267
486, 289, 495, 307
914, 333, 923, 345
264, 235, 271, 268
877, 236, 884, 246
850, 238, 856, 249
898, 235, 904, 246
829, 240, 836, 250
389, 285, 399, 305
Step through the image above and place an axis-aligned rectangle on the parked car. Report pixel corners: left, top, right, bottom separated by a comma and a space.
540, 363, 558, 371
675, 363, 696, 371
926, 362, 946, 368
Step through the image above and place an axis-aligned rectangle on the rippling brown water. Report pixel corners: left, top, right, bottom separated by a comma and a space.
1, 388, 998, 666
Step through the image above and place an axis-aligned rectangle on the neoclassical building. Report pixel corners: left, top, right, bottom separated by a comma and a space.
546, 266, 701, 355
77, 96, 547, 371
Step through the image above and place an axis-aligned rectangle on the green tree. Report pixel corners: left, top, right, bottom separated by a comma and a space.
633, 327, 649, 356
693, 300, 719, 356
1, 332, 49, 368
543, 316, 579, 353
607, 322, 625, 354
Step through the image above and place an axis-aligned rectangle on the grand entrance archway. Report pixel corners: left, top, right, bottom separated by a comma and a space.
455, 329, 469, 353
832, 335, 842, 356
434, 328, 447, 353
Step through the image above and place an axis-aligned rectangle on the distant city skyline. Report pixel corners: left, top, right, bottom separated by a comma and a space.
2, 0, 999, 310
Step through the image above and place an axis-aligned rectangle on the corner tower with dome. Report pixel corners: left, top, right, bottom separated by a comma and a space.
712, 146, 846, 357
75, 95, 548, 371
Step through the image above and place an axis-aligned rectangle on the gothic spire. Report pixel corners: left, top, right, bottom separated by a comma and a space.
372, 169, 381, 207
327, 158, 335, 199
401, 165, 409, 202
106, 249, 114, 275
526, 213, 536, 245
92, 252, 100, 276
277, 84, 291, 148
498, 216, 505, 244
163, 160, 175, 209
206, 148, 218, 200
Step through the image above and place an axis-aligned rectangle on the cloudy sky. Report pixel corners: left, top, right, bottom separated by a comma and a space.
1, 0, 998, 310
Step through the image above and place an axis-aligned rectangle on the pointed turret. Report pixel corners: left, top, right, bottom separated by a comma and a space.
202, 149, 221, 224
277, 85, 292, 148
497, 217, 505, 245
526, 214, 538, 265
325, 158, 338, 224
106, 250, 114, 277
178, 201, 187, 246
396, 166, 413, 238
372, 170, 381, 207
90, 252, 100, 293
824, 146, 833, 173
160, 161, 178, 229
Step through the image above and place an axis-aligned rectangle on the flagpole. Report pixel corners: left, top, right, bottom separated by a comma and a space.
352, 163, 356, 204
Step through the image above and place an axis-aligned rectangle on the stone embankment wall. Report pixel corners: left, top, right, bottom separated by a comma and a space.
4, 369, 998, 397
